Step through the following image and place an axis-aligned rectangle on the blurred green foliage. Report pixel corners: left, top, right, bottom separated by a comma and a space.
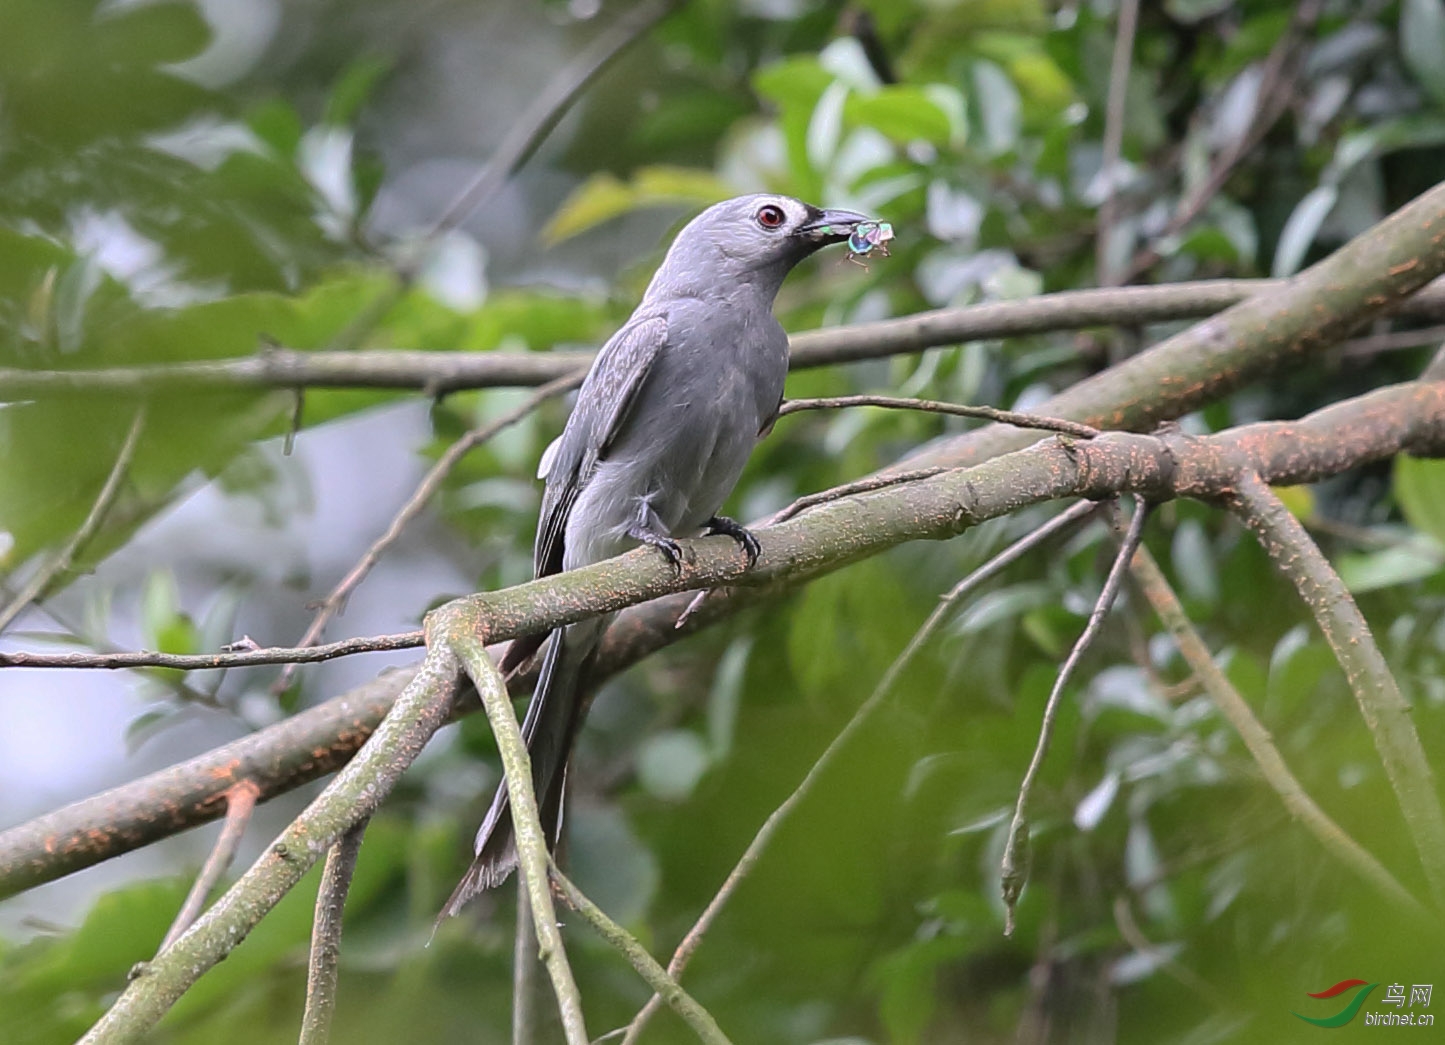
6, 0, 1445, 1042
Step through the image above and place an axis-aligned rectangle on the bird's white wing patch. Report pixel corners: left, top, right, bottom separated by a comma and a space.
537, 435, 562, 480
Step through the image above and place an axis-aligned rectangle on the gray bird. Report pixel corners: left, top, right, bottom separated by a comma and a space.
440, 193, 875, 919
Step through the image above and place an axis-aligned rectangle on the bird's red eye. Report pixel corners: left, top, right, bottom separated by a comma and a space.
756, 204, 785, 229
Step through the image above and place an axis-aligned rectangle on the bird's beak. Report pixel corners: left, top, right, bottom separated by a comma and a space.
795, 207, 875, 244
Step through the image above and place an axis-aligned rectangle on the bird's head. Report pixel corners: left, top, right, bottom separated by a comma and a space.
646, 193, 877, 300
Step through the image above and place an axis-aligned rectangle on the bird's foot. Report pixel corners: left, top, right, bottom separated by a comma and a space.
628, 523, 685, 574
705, 515, 761, 568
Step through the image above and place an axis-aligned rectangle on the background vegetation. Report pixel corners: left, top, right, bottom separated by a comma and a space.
4, 0, 1445, 1041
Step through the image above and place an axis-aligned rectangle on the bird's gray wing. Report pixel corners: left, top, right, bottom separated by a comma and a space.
532, 314, 668, 577
501, 315, 667, 677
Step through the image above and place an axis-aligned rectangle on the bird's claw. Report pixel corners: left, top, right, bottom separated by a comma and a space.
629, 524, 685, 574
705, 515, 761, 568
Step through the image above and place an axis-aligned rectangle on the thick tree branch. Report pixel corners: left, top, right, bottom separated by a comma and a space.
1228, 470, 1445, 906
80, 650, 462, 1044
8, 380, 1445, 896
906, 179, 1445, 472
8, 279, 1445, 402
1128, 545, 1430, 917
0, 668, 411, 899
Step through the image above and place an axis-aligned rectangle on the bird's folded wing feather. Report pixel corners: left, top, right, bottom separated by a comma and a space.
500, 315, 668, 676
530, 314, 668, 579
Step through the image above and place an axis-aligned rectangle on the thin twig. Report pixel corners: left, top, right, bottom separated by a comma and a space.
1128, 544, 1430, 917
622, 500, 1100, 1044
1122, 0, 1323, 281
440, 608, 588, 1045
1340, 323, 1445, 358
14, 279, 1445, 404
1000, 496, 1149, 935
0, 630, 424, 671
1111, 896, 1225, 1006
1095, 0, 1140, 286
0, 407, 145, 634
158, 780, 260, 951
299, 818, 370, 1045
274, 373, 581, 695
0, 591, 225, 707
777, 395, 1101, 439
765, 468, 952, 527
423, 0, 677, 240
289, 0, 676, 417
673, 467, 955, 630
550, 860, 733, 1045
1228, 470, 1445, 907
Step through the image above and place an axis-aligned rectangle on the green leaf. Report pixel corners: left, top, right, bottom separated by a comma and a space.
543, 166, 735, 243
846, 86, 956, 146
1395, 454, 1445, 545
1271, 185, 1337, 277
752, 55, 833, 113
325, 55, 393, 127
1336, 543, 1444, 593
1402, 0, 1445, 105
637, 730, 712, 801
141, 569, 181, 647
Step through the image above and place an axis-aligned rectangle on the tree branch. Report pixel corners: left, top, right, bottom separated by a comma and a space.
906, 179, 1445, 473
158, 779, 259, 951
299, 818, 369, 1045
621, 498, 1099, 1045
550, 861, 733, 1045
273, 373, 581, 694
777, 395, 1100, 439
512, 886, 539, 1045
1095, 0, 1140, 286
10, 280, 1445, 402
0, 406, 145, 633
1000, 496, 1149, 935
1227, 469, 1445, 906
0, 630, 424, 671
10, 380, 1445, 896
79, 650, 462, 1044
436, 606, 588, 1045
1128, 544, 1430, 917
421, 0, 678, 240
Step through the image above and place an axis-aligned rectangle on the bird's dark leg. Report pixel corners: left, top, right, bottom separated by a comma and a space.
627, 504, 684, 573
705, 515, 761, 568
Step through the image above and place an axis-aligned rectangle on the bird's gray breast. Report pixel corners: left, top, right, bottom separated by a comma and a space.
563, 296, 787, 567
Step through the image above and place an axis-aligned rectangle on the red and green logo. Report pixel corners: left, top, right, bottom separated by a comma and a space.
1292, 979, 1378, 1028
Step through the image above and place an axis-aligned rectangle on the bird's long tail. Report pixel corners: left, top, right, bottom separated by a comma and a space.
435, 618, 603, 925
